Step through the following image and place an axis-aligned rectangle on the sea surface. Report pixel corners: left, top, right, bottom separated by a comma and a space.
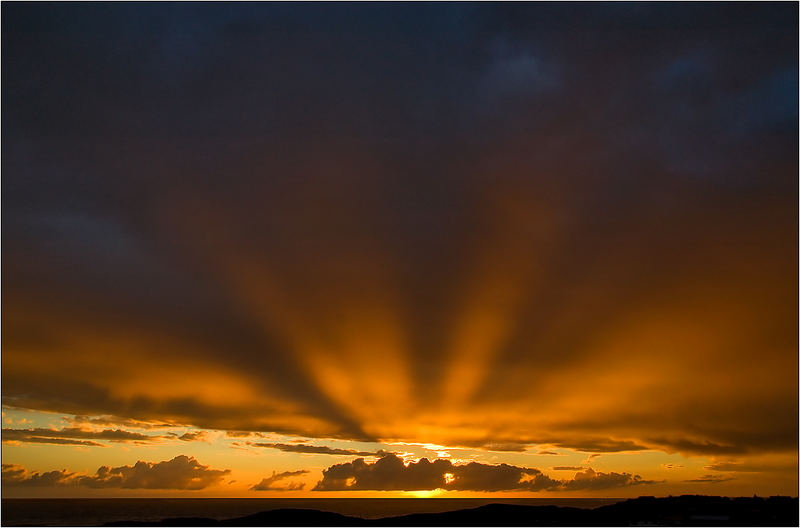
1, 498, 623, 526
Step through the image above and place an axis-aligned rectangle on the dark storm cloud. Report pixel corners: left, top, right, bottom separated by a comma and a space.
2, 2, 797, 460
251, 469, 309, 491
250, 442, 386, 457
2, 427, 163, 444
313, 454, 654, 492
2, 456, 229, 489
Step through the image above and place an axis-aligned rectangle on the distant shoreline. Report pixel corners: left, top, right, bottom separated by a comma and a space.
1, 497, 623, 526
3, 496, 797, 527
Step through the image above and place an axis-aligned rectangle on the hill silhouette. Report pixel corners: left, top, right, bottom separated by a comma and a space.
103, 495, 798, 526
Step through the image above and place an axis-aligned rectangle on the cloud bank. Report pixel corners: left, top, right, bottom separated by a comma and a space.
312, 454, 656, 492
2, 456, 229, 490
2, 427, 163, 446
2, 3, 796, 467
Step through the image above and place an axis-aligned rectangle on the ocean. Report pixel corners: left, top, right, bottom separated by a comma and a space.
1, 498, 623, 526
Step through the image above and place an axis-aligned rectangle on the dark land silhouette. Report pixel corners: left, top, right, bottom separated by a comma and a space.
98, 496, 798, 527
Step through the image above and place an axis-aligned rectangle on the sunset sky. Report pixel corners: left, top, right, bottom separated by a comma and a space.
2, 3, 797, 499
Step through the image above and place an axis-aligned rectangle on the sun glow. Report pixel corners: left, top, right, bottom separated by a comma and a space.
408, 489, 445, 498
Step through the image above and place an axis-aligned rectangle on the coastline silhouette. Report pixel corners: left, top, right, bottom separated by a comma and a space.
96, 496, 798, 527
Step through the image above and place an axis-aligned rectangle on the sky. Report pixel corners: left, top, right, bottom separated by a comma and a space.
2, 3, 798, 499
